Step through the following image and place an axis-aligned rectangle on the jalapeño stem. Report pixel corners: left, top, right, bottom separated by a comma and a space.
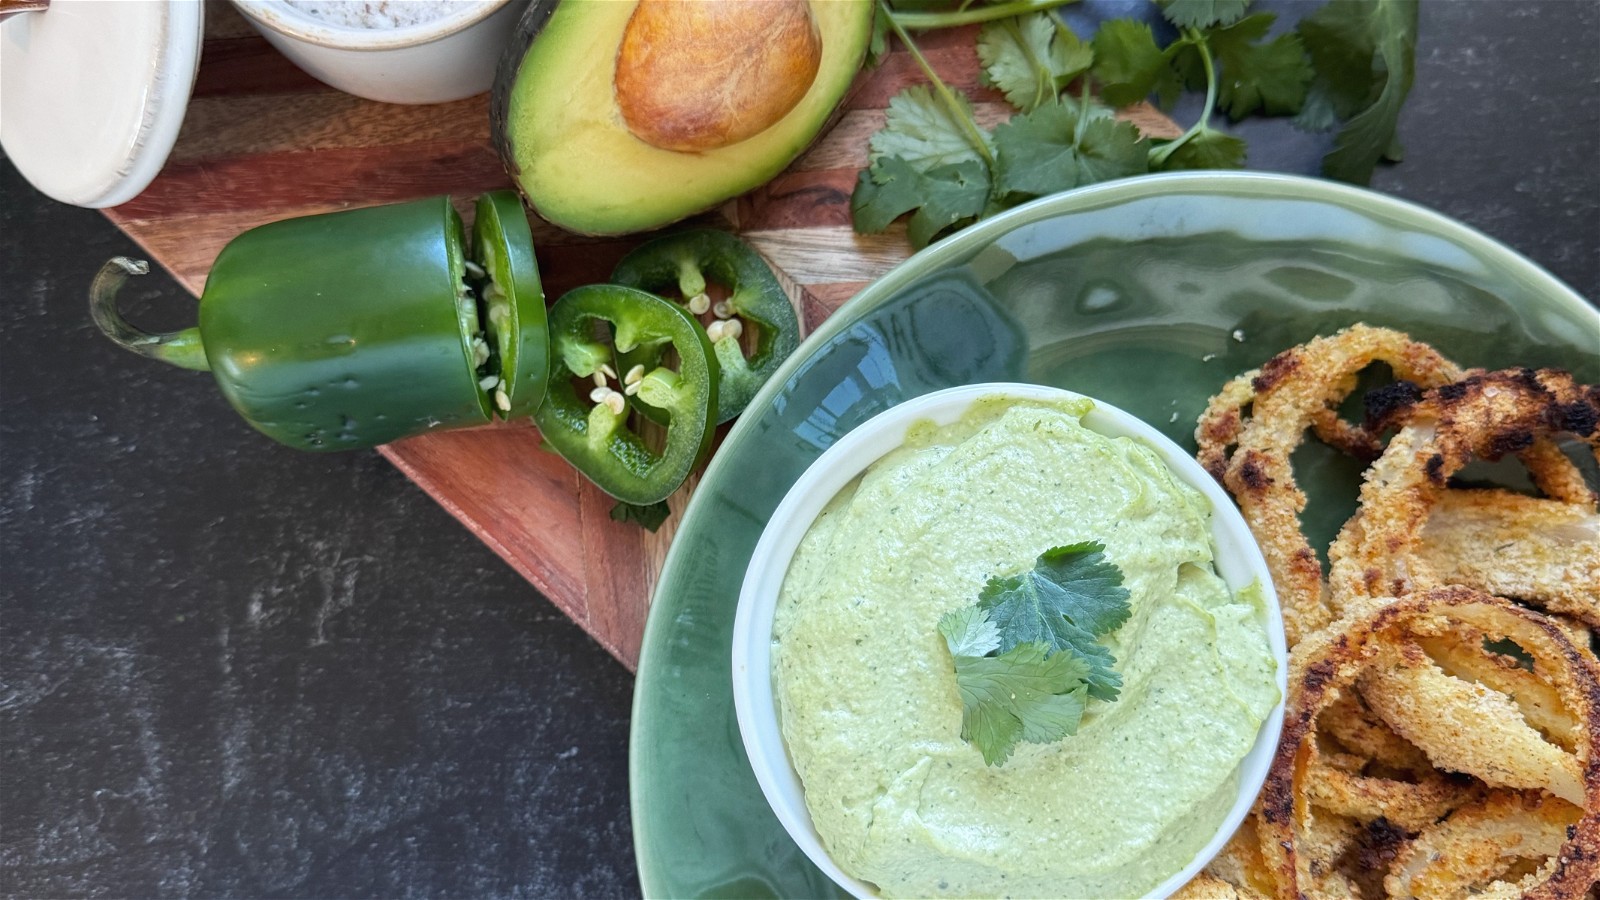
89, 257, 210, 372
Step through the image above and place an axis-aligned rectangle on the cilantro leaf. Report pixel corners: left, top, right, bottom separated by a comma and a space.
870, 85, 991, 172
1290, 81, 1342, 132
978, 13, 1093, 113
851, 156, 991, 248
851, 155, 927, 234
1157, 0, 1251, 30
1297, 0, 1386, 122
974, 541, 1131, 700
1207, 14, 1312, 120
1154, 127, 1248, 170
948, 640, 1089, 765
992, 101, 1147, 199
938, 605, 1001, 657
904, 160, 990, 247
938, 543, 1129, 764
852, 0, 1415, 251
1164, 40, 1207, 107
1296, 0, 1418, 183
1090, 19, 1175, 108
609, 499, 670, 531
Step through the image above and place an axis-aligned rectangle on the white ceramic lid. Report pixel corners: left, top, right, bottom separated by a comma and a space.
0, 0, 203, 208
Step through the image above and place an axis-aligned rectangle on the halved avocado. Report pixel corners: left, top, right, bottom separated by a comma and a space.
490, 0, 874, 236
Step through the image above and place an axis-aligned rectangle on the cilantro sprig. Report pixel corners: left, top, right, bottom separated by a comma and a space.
854, 0, 1418, 247
938, 542, 1131, 765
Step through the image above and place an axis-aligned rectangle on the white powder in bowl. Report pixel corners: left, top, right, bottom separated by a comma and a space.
278, 0, 486, 30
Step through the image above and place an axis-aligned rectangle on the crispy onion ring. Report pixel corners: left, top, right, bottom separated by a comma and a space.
1329, 368, 1600, 609
1203, 816, 1278, 899
1304, 754, 1480, 832
1359, 643, 1585, 805
1194, 325, 1464, 644
1171, 872, 1249, 900
1384, 791, 1582, 900
1416, 629, 1581, 751
1419, 489, 1600, 629
1257, 588, 1600, 900
1318, 690, 1434, 776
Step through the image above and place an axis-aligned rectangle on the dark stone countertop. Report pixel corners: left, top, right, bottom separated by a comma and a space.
2, 2, 1595, 897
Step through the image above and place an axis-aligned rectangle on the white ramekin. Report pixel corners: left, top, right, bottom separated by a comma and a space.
731, 382, 1289, 899
230, 0, 523, 104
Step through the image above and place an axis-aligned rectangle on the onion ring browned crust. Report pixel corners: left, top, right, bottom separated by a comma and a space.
1171, 872, 1249, 899
1203, 815, 1278, 898
1415, 629, 1582, 751
1317, 690, 1434, 777
1360, 643, 1585, 805
1419, 489, 1600, 628
1384, 791, 1582, 900
1328, 368, 1600, 609
1194, 325, 1464, 645
1257, 587, 1600, 900
1304, 757, 1480, 832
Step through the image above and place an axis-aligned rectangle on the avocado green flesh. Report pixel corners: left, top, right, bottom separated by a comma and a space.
772, 399, 1279, 898
499, 0, 873, 236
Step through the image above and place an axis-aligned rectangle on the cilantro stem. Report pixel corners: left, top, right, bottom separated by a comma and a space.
1073, 81, 1092, 144
1149, 28, 1218, 167
889, 0, 1079, 30
881, 0, 996, 167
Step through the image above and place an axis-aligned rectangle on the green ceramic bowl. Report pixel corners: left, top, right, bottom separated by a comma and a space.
629, 172, 1599, 899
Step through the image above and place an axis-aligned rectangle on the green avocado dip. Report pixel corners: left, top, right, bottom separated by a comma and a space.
771, 398, 1279, 899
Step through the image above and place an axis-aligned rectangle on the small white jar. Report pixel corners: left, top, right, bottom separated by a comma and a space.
230, 0, 524, 105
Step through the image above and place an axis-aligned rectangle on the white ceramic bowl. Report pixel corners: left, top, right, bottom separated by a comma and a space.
230, 0, 522, 104
731, 382, 1289, 899
1, 0, 203, 208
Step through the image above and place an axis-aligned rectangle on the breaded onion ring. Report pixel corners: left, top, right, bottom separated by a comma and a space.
1171, 872, 1249, 899
1329, 368, 1600, 609
1384, 791, 1582, 900
1416, 630, 1581, 750
1203, 816, 1278, 899
1420, 489, 1600, 628
1304, 758, 1479, 832
1257, 588, 1600, 900
1360, 643, 1585, 805
1318, 690, 1434, 776
1194, 325, 1463, 644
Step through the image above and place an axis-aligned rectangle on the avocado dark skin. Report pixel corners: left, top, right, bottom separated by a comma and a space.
488, 0, 558, 192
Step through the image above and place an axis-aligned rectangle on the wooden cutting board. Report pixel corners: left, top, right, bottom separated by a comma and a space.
105, 2, 1178, 670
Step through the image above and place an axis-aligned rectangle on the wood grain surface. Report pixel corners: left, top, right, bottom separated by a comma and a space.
103, 2, 1177, 670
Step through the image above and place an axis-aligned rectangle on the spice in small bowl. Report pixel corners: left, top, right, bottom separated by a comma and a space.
230, 0, 522, 104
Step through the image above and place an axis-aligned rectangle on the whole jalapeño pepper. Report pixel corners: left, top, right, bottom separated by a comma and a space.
89, 193, 547, 451
534, 284, 718, 505
610, 229, 798, 423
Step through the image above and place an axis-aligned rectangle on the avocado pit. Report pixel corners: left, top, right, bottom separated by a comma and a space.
613, 0, 823, 152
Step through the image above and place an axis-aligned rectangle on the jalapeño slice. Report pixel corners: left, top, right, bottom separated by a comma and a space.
534, 284, 718, 505
472, 190, 549, 418
610, 229, 797, 423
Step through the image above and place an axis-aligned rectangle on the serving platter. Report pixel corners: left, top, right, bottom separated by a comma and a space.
629, 172, 1600, 898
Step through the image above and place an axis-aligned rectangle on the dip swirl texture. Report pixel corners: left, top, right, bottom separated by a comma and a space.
772, 399, 1278, 898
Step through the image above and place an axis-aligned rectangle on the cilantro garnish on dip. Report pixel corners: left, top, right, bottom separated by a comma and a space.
939, 542, 1131, 766
770, 397, 1278, 899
